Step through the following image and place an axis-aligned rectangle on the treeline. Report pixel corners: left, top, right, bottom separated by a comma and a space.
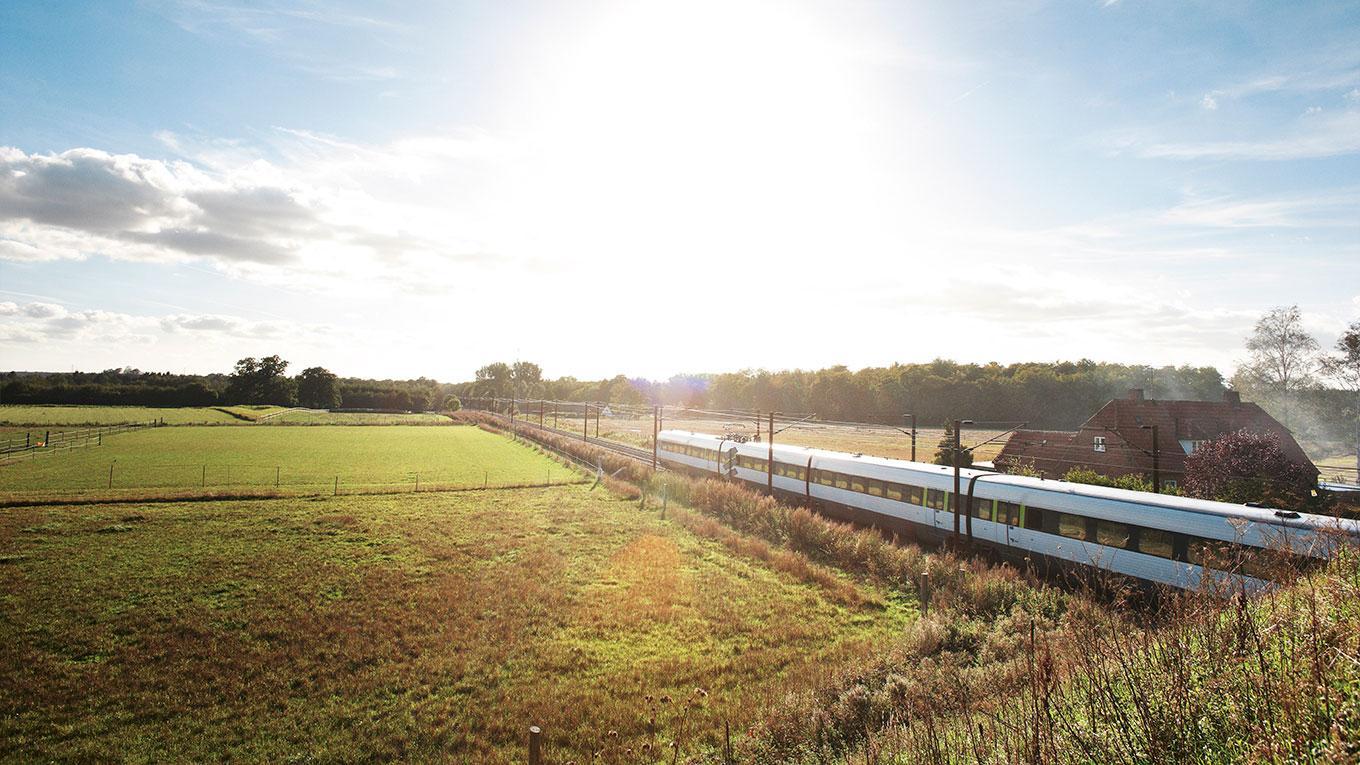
1, 366, 457, 412
460, 360, 1228, 430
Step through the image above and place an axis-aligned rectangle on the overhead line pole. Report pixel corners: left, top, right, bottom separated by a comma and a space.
768, 411, 776, 495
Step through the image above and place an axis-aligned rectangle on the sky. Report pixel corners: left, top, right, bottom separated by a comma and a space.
1, 0, 1358, 382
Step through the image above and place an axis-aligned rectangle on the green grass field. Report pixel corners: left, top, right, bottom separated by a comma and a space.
0, 486, 906, 763
0, 425, 576, 496
268, 409, 452, 425
0, 405, 242, 426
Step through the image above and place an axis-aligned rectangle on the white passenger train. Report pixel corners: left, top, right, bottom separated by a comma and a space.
657, 430, 1357, 591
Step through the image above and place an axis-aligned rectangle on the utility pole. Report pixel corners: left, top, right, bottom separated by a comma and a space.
539, 400, 544, 427
950, 419, 973, 543
768, 411, 776, 495
905, 414, 917, 462
594, 402, 600, 438
582, 403, 589, 442
952, 419, 962, 542
652, 405, 659, 471
1142, 424, 1161, 493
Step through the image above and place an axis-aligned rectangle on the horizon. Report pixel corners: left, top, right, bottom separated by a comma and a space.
2, 1, 1358, 381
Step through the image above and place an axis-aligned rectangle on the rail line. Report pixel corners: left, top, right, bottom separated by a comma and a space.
509, 418, 664, 468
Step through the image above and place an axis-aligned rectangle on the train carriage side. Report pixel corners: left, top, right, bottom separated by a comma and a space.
656, 430, 1356, 591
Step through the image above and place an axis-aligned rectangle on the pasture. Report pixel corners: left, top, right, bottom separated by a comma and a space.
0, 405, 242, 427
267, 409, 452, 425
0, 425, 576, 497
0, 486, 906, 763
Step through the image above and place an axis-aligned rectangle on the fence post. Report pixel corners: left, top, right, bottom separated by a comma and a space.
108, 461, 115, 490
334, 476, 339, 496
202, 465, 206, 488
919, 571, 931, 615
276, 466, 280, 488
415, 472, 420, 492
528, 725, 542, 765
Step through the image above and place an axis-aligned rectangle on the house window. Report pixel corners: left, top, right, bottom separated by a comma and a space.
1093, 436, 1106, 453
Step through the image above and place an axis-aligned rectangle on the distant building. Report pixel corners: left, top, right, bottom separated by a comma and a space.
995, 389, 1318, 488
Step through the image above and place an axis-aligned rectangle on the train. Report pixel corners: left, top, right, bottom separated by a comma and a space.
656, 429, 1358, 591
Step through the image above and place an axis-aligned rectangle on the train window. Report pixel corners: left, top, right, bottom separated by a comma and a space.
971, 497, 994, 520
1023, 506, 1043, 530
1057, 513, 1088, 541
886, 483, 904, 501
1096, 520, 1130, 549
834, 474, 850, 490
907, 485, 924, 505
926, 489, 947, 510
866, 479, 884, 497
795, 467, 807, 481
816, 470, 834, 486
1138, 528, 1175, 559
850, 478, 867, 493
997, 501, 1021, 526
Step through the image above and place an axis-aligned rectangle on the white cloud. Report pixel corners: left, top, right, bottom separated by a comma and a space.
22, 302, 67, 319
1200, 94, 1218, 110
1143, 110, 1360, 160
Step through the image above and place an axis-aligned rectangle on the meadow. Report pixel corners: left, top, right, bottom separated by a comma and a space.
0, 405, 243, 426
267, 409, 452, 425
0, 425, 576, 497
0, 486, 908, 763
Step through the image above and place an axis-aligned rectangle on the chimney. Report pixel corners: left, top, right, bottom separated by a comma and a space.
1224, 390, 1241, 406
1127, 388, 1144, 401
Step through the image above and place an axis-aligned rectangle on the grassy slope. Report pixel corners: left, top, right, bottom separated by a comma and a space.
0, 426, 577, 495
0, 405, 242, 426
0, 487, 908, 763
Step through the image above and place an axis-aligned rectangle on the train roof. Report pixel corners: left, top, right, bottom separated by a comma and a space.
657, 429, 1360, 537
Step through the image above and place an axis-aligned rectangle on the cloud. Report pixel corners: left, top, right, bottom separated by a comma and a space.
1159, 190, 1360, 229
0, 141, 497, 286
1143, 110, 1360, 160
22, 302, 67, 319
0, 300, 330, 351
1200, 94, 1218, 110
0, 147, 319, 265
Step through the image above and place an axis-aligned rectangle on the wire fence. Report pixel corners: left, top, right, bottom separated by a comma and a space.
0, 420, 159, 459
0, 461, 587, 503
464, 397, 1360, 490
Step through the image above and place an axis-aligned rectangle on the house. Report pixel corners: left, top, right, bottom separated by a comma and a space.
995, 389, 1318, 488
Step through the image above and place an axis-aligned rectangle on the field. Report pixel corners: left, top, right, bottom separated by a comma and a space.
548, 412, 1012, 463
0, 485, 907, 762
0, 425, 576, 497
268, 409, 452, 425
0, 405, 242, 427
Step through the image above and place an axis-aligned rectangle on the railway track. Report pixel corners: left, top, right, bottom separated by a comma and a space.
510, 419, 664, 468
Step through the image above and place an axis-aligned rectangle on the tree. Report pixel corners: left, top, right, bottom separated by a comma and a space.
1238, 306, 1319, 427
442, 394, 462, 412
933, 421, 973, 468
225, 355, 296, 405
511, 361, 542, 391
296, 367, 340, 409
1183, 429, 1315, 509
1319, 320, 1360, 476
475, 362, 513, 397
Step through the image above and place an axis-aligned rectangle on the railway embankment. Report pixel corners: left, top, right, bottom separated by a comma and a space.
456, 409, 1360, 763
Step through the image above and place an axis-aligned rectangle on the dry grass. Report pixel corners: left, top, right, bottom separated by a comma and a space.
0, 487, 909, 763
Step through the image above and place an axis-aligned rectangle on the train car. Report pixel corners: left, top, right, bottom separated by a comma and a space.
657, 429, 1357, 591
